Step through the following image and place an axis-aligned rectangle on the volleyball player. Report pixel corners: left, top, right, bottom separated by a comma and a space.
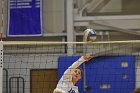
53, 54, 92, 93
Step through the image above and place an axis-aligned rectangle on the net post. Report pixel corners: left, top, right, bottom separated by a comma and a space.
0, 42, 3, 93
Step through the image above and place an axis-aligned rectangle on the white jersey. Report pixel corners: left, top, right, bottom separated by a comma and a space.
56, 74, 78, 93
54, 57, 86, 93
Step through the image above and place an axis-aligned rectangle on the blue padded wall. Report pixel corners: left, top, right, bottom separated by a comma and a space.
58, 56, 135, 93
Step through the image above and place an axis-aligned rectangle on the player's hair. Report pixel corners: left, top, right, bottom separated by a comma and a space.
53, 88, 64, 93
53, 91, 62, 93
77, 67, 83, 76
133, 88, 140, 93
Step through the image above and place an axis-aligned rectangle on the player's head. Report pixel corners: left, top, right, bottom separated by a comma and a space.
72, 67, 83, 83
133, 88, 140, 93
53, 88, 65, 93
53, 91, 62, 93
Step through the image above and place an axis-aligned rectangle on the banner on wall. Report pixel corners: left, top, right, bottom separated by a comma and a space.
7, 0, 43, 37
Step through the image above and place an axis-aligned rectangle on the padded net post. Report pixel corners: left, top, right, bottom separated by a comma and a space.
0, 42, 3, 93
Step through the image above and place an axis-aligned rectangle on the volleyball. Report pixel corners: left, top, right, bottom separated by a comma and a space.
83, 29, 96, 42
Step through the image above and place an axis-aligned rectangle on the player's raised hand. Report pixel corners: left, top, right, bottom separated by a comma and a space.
83, 54, 93, 61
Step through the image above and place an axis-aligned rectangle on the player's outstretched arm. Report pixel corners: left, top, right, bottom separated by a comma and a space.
64, 54, 92, 75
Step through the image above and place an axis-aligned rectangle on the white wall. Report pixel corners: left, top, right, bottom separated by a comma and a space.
86, 0, 122, 13
43, 0, 65, 33
86, 0, 140, 14
100, 0, 122, 13
3, 54, 59, 93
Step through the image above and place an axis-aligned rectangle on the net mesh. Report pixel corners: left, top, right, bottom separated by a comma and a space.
2, 41, 140, 93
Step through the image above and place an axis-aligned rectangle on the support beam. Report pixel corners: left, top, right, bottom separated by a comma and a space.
66, 0, 75, 55
74, 15, 140, 21
86, 0, 105, 13
74, 15, 140, 36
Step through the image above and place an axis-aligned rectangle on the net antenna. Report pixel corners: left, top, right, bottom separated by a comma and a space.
0, 42, 3, 93
83, 28, 92, 91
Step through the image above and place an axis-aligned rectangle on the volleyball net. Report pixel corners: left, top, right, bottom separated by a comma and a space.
1, 40, 140, 93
